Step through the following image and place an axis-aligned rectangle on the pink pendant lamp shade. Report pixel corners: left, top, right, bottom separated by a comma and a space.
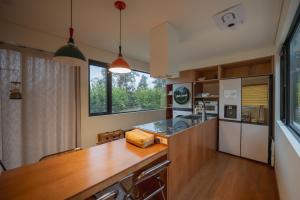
110, 56, 131, 73
109, 1, 131, 73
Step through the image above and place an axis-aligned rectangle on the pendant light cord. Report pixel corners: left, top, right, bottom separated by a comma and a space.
69, 0, 74, 40
71, 0, 73, 28
119, 8, 122, 56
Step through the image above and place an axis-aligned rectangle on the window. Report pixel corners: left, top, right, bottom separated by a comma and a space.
89, 61, 109, 115
89, 60, 166, 116
281, 3, 300, 139
289, 27, 300, 133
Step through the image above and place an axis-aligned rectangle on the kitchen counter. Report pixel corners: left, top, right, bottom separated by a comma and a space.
0, 139, 167, 200
134, 115, 218, 200
135, 115, 217, 137
165, 117, 218, 200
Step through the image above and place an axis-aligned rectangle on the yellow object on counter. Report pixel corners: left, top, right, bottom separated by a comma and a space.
125, 129, 154, 148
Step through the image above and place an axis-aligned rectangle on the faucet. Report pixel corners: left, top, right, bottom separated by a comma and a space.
199, 98, 207, 122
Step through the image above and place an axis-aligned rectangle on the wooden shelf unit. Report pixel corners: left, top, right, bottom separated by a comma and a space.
193, 80, 219, 111
219, 56, 273, 79
166, 84, 173, 119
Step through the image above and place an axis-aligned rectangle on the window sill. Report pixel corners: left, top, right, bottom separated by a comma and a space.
277, 120, 300, 158
89, 108, 166, 117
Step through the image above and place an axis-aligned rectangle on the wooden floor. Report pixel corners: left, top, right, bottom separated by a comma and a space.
178, 152, 279, 200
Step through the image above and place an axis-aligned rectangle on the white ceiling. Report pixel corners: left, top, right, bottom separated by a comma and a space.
0, 0, 282, 66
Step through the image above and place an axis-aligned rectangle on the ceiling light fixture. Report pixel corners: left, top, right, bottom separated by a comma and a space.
109, 1, 131, 73
53, 0, 86, 66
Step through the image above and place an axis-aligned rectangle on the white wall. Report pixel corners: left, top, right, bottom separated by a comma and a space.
0, 19, 166, 148
275, 122, 300, 200
274, 0, 300, 199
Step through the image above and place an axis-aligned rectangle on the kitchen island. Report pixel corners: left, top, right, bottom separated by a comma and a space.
135, 115, 218, 200
0, 116, 217, 200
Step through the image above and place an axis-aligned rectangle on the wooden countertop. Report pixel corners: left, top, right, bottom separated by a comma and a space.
0, 139, 167, 200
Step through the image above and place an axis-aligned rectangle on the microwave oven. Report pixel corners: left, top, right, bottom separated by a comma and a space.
194, 101, 218, 115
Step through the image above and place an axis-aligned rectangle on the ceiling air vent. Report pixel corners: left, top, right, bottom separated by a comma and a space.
213, 4, 245, 30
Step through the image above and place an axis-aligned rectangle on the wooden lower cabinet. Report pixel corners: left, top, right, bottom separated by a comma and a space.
167, 118, 218, 200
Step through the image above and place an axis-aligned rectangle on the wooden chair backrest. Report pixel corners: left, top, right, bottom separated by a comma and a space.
97, 130, 125, 145
0, 160, 6, 171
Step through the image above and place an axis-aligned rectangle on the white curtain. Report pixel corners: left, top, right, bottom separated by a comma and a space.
0, 49, 22, 169
0, 45, 80, 169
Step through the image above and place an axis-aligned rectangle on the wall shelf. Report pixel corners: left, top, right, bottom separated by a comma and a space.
166, 84, 173, 119
194, 79, 219, 83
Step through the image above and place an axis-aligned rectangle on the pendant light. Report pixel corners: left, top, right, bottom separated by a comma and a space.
109, 1, 131, 73
53, 0, 86, 66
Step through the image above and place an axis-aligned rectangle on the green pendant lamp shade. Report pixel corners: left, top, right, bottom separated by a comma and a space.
53, 0, 86, 66
54, 28, 86, 66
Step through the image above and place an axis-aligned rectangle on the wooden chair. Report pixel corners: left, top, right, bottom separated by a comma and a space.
39, 147, 82, 161
96, 130, 125, 145
0, 160, 6, 171
93, 160, 171, 200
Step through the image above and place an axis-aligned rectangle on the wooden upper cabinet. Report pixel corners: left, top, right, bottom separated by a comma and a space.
167, 70, 197, 84
166, 56, 273, 84
220, 56, 273, 79
194, 66, 219, 80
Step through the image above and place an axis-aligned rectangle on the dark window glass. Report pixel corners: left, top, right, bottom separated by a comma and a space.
112, 71, 166, 113
281, 3, 300, 139
88, 60, 166, 116
89, 63, 108, 115
289, 24, 300, 133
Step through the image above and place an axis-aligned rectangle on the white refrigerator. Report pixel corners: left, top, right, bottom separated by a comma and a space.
219, 77, 271, 163
240, 76, 271, 163
219, 78, 242, 156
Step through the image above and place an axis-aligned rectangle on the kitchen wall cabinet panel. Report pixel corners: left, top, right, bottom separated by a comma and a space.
219, 120, 241, 156
241, 123, 269, 163
219, 78, 242, 121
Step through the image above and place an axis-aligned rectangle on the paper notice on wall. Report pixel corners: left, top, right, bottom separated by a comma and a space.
224, 89, 238, 99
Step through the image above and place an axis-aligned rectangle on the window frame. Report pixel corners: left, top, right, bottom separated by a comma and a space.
88, 59, 111, 116
88, 59, 166, 116
281, 3, 300, 140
